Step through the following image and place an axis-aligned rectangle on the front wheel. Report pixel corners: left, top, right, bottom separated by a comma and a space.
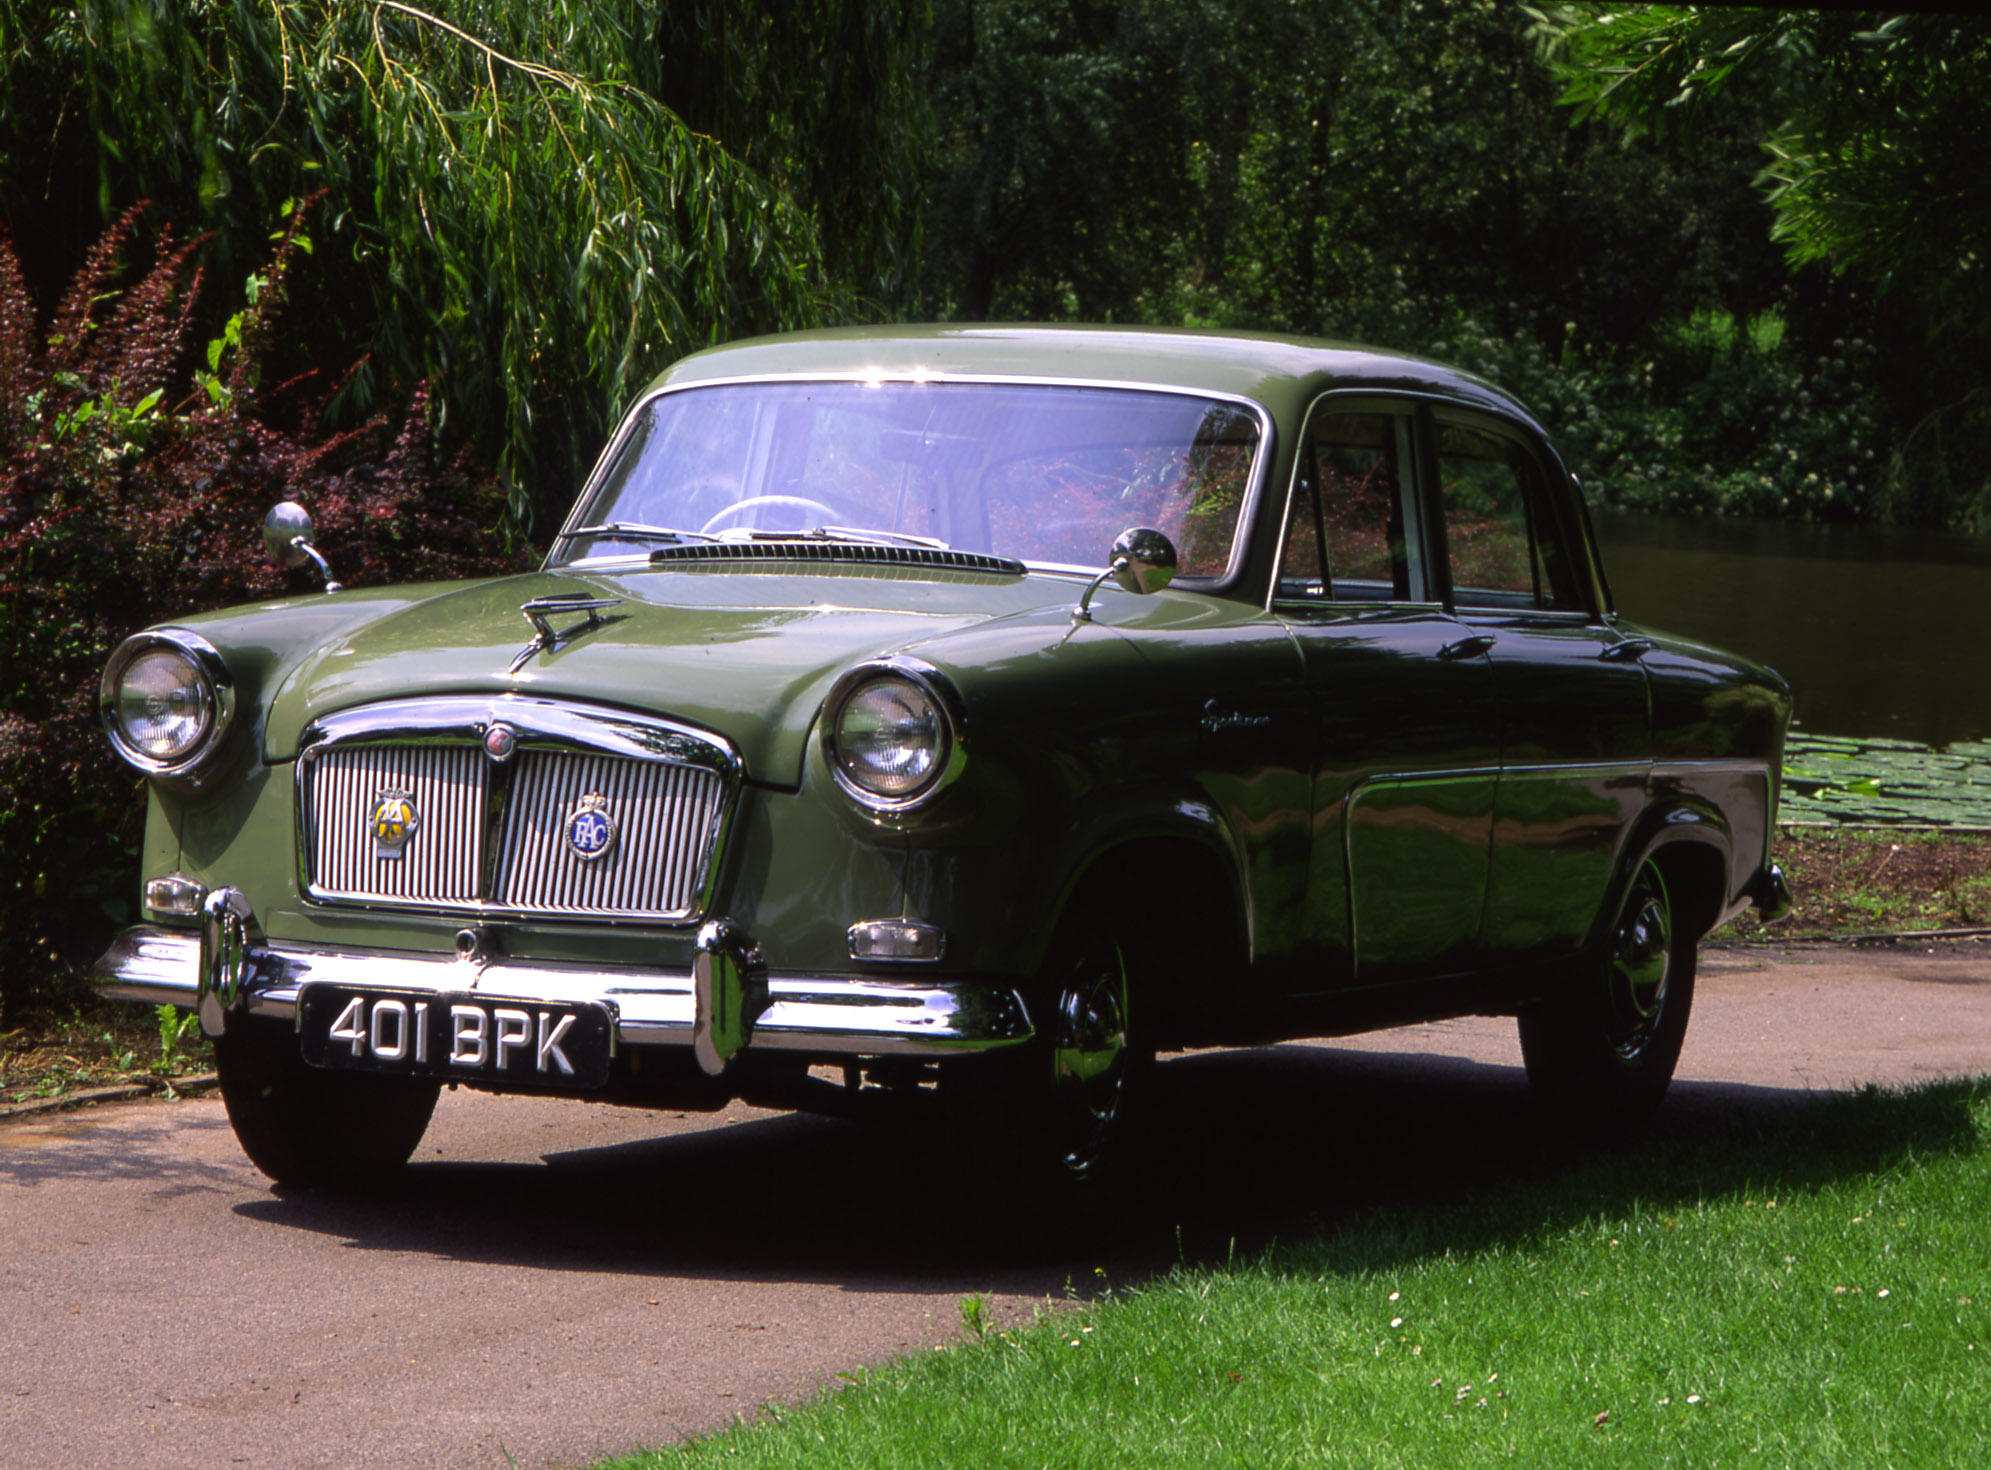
216, 1019, 439, 1190
1518, 859, 1694, 1118
944, 902, 1149, 1232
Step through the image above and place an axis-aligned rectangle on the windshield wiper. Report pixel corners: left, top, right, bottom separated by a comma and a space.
556, 521, 717, 546
793, 525, 955, 551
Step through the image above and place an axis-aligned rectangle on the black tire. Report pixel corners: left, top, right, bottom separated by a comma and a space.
1518, 858, 1695, 1118
216, 1018, 440, 1190
944, 900, 1150, 1234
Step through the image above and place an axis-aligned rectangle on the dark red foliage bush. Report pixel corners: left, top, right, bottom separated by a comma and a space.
0, 205, 520, 1018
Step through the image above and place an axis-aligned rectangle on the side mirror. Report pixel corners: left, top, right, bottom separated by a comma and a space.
1107, 526, 1178, 596
1072, 526, 1178, 623
261, 502, 341, 592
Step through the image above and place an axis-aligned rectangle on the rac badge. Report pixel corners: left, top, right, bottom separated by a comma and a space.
369, 791, 420, 859
564, 792, 617, 863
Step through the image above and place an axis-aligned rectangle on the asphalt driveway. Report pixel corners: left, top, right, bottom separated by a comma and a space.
3, 938, 1987, 1470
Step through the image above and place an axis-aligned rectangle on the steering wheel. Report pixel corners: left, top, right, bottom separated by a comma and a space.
665, 474, 744, 527
699, 494, 844, 535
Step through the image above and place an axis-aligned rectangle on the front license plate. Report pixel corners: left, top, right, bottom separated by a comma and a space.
297, 985, 613, 1090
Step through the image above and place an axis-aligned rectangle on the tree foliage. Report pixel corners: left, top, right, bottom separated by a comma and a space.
1540, 5, 1991, 530
1543, 6, 1991, 346
926, 2, 1780, 347
4, 1, 1985, 543
915, 0, 1986, 531
922, 1, 1871, 517
0, 205, 517, 1017
0, 1, 929, 530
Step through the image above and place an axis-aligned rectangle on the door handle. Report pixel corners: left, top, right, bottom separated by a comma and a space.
1601, 638, 1654, 662
1438, 634, 1496, 661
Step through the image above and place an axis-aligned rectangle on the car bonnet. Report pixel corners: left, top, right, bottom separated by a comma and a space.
260, 563, 1070, 786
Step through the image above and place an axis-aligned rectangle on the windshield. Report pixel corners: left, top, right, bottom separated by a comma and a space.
554, 381, 1261, 575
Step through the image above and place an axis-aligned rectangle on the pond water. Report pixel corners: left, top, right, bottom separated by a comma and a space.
1592, 512, 1991, 749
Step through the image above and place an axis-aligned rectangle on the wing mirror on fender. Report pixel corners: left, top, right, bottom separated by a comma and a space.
1071, 526, 1178, 623
262, 501, 342, 593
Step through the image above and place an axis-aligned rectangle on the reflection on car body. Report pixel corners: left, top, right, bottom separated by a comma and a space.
94, 325, 1793, 1201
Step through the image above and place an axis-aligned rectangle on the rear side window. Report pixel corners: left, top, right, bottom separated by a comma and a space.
1435, 419, 1582, 611
1278, 409, 1420, 603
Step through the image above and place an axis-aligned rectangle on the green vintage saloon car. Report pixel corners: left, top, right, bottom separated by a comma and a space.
94, 325, 1792, 1194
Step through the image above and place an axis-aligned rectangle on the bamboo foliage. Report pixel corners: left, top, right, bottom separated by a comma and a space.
0, 1, 926, 528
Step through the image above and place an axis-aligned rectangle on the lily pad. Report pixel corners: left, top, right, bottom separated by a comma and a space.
1783, 730, 1991, 828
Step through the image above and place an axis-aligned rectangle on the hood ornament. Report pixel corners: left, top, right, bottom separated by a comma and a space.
510, 594, 623, 674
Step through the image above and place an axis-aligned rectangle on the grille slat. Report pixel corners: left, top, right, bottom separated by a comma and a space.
308, 746, 482, 903
303, 731, 724, 921
488, 750, 723, 918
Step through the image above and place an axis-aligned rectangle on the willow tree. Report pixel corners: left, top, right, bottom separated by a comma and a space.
0, 1, 929, 528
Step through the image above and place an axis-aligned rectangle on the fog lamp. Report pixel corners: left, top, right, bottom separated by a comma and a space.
848, 919, 946, 963
144, 875, 208, 919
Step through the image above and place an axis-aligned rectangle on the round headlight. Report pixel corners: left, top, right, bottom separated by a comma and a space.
101, 631, 234, 775
828, 671, 954, 806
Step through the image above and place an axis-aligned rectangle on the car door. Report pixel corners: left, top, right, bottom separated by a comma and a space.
1273, 398, 1502, 993
1429, 410, 1652, 967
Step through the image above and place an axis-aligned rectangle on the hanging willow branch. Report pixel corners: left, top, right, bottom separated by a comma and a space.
0, 1, 928, 532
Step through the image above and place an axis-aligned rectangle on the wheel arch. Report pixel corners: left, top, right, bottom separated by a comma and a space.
1045, 826, 1251, 1051
1603, 797, 1737, 950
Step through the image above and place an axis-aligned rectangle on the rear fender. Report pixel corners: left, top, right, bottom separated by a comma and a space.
1591, 798, 1736, 954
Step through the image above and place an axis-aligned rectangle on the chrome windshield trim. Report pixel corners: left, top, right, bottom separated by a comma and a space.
645, 540, 1026, 577
551, 373, 1275, 588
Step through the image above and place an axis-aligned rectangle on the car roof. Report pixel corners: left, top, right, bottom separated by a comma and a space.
653, 324, 1541, 429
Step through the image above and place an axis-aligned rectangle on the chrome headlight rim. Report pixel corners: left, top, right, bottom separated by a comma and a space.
100, 629, 236, 777
822, 658, 966, 814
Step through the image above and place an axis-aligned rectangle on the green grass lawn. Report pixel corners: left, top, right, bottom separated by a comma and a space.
603, 1080, 1991, 1468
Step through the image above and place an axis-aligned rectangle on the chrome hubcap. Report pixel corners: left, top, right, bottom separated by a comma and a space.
1049, 945, 1130, 1179
1605, 865, 1672, 1063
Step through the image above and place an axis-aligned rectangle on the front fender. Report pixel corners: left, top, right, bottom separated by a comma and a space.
900, 777, 1260, 983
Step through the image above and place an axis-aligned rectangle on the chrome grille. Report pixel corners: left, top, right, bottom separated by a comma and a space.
493, 751, 724, 917
298, 696, 737, 923
307, 745, 483, 903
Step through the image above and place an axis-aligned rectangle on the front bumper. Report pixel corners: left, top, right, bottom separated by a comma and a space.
95, 894, 1033, 1079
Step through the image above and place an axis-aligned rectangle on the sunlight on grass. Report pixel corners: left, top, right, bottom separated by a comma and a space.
601, 1081, 1991, 1468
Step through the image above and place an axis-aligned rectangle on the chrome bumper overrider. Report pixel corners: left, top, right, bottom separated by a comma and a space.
95, 906, 1033, 1078
1750, 862, 1795, 924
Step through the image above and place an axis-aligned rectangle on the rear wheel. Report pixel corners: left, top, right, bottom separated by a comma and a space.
216, 1018, 439, 1190
1518, 858, 1694, 1117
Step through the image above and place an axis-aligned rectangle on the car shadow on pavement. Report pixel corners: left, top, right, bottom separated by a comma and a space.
229, 1043, 1985, 1290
